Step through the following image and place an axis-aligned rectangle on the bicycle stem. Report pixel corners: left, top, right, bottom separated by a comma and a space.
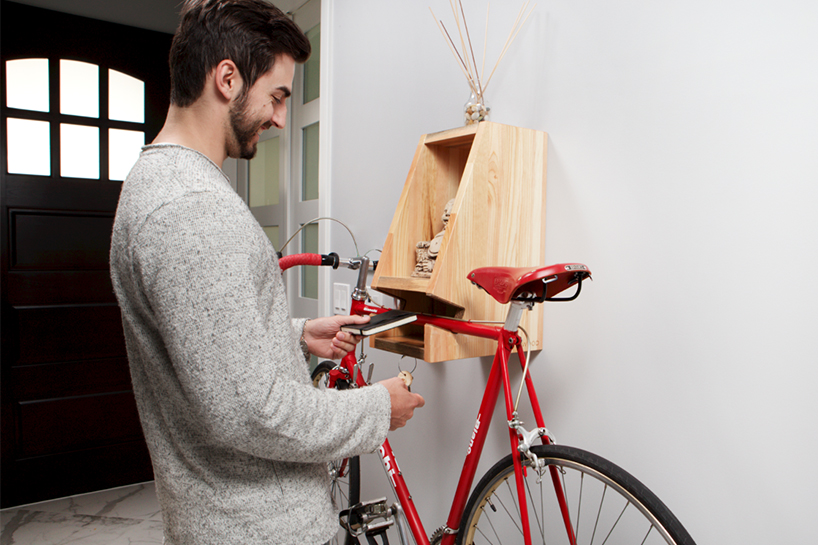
353, 256, 370, 302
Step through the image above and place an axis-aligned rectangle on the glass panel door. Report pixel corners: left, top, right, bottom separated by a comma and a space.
247, 129, 284, 252
288, 0, 321, 324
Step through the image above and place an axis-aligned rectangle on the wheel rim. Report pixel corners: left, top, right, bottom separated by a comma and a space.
312, 367, 331, 388
462, 456, 678, 545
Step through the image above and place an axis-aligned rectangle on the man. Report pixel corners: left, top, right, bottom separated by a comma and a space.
109, 1, 425, 544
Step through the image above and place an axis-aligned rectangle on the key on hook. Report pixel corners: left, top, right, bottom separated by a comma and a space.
398, 370, 413, 392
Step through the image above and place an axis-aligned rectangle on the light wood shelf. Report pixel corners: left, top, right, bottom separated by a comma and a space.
370, 122, 547, 362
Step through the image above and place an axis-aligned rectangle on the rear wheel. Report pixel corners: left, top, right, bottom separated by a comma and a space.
458, 444, 695, 545
311, 361, 361, 545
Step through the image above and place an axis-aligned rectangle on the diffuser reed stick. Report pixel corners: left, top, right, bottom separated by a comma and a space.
430, 0, 535, 121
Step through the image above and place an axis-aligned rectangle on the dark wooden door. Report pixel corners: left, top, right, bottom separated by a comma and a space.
1, 1, 172, 507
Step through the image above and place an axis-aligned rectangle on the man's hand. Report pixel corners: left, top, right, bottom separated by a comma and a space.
379, 377, 425, 431
302, 315, 370, 359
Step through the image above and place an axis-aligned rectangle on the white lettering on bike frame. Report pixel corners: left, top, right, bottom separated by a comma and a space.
467, 414, 482, 455
379, 445, 400, 487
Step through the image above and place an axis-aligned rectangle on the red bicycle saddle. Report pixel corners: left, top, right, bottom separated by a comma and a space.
467, 264, 591, 304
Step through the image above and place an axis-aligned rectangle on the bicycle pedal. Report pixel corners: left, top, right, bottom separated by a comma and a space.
339, 498, 396, 537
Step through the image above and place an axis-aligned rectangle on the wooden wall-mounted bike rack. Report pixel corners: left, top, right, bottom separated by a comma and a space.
371, 122, 548, 362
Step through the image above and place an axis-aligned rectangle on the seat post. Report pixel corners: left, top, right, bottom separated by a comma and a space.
503, 301, 531, 332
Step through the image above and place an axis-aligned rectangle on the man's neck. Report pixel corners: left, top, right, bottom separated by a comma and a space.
153, 102, 228, 167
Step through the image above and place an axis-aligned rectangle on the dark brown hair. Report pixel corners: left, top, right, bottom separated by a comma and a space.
169, 0, 311, 107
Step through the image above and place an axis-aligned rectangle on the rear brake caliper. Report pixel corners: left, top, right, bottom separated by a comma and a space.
509, 413, 554, 482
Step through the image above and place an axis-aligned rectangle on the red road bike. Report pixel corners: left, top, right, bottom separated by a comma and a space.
280, 253, 694, 545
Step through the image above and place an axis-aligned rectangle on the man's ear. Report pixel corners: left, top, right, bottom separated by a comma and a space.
213, 59, 243, 102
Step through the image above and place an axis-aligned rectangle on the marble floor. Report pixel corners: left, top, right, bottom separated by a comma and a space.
0, 482, 163, 545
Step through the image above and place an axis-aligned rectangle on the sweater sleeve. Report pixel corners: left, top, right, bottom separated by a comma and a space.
131, 191, 390, 463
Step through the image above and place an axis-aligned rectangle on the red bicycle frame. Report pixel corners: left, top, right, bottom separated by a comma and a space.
334, 301, 575, 545
282, 254, 578, 545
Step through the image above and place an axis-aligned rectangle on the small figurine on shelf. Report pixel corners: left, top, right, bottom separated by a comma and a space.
413, 199, 455, 278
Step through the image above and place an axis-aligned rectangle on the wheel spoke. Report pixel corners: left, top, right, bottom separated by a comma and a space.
558, 466, 576, 545
495, 491, 524, 535
332, 479, 349, 506
641, 524, 655, 545
600, 501, 629, 545
478, 505, 503, 545
590, 484, 607, 545
539, 477, 547, 545
575, 472, 584, 545
524, 473, 545, 543
504, 479, 522, 521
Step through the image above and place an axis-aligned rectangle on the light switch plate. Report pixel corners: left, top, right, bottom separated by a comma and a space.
333, 283, 350, 314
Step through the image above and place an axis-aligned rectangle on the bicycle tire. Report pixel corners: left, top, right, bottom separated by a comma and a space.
457, 444, 695, 545
311, 361, 361, 545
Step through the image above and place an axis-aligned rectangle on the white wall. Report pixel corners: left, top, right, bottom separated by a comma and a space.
327, 1, 818, 543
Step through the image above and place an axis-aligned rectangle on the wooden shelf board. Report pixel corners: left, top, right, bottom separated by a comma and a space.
372, 336, 425, 360
372, 276, 430, 293
424, 124, 478, 146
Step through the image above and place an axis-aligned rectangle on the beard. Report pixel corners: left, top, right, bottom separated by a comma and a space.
228, 92, 263, 160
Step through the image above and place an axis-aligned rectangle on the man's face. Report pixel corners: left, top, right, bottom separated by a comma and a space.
227, 54, 295, 160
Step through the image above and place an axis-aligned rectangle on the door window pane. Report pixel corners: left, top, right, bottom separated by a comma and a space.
263, 226, 280, 251
109, 128, 144, 181
303, 25, 320, 104
6, 118, 50, 175
60, 124, 99, 179
5, 59, 49, 112
109, 69, 145, 123
249, 136, 280, 207
302, 122, 319, 201
301, 223, 318, 299
60, 60, 99, 118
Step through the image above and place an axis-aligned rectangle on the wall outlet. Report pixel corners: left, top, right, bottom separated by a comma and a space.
333, 283, 350, 315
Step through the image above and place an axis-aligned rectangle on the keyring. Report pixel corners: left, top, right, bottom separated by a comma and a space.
398, 355, 418, 375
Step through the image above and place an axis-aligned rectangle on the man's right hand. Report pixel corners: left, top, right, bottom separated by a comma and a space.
379, 377, 425, 431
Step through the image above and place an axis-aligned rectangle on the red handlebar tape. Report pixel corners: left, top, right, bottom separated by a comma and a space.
278, 253, 322, 271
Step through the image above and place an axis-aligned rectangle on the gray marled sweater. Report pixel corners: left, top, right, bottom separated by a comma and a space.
110, 144, 391, 545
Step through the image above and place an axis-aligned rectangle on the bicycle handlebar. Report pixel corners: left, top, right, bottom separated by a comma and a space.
278, 252, 379, 272
278, 252, 339, 271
